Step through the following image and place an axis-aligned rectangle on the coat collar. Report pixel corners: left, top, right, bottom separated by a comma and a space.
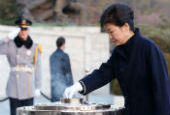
118, 28, 141, 48
14, 35, 33, 49
116, 28, 141, 59
56, 48, 64, 52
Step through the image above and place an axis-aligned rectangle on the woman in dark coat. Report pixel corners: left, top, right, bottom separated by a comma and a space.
64, 3, 170, 115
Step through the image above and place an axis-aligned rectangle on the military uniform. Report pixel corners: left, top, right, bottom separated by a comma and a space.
0, 39, 42, 99
0, 18, 42, 115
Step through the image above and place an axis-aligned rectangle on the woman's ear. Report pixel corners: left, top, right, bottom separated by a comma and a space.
122, 23, 130, 32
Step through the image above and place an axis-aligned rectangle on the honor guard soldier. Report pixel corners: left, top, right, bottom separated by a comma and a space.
0, 18, 42, 115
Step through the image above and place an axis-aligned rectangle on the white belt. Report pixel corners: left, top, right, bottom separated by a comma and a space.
11, 66, 34, 73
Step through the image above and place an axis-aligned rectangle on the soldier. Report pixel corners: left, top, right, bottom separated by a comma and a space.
0, 18, 42, 115
50, 37, 73, 102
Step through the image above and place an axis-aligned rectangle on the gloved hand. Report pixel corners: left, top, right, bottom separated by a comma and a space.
7, 28, 20, 40
35, 89, 41, 98
64, 82, 83, 98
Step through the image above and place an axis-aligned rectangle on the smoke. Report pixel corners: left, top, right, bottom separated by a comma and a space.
51, 73, 72, 101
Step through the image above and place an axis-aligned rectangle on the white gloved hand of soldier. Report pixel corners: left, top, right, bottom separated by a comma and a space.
64, 82, 83, 98
35, 89, 41, 98
7, 27, 20, 40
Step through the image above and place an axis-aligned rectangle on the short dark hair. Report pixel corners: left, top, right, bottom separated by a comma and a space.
100, 3, 135, 31
56, 36, 65, 48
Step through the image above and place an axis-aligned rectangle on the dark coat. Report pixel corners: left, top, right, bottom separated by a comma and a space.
50, 49, 73, 101
79, 28, 170, 115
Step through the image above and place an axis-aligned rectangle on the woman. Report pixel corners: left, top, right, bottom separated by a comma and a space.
64, 3, 170, 115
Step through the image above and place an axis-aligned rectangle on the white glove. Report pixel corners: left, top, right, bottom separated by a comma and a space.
7, 28, 20, 40
35, 89, 41, 98
64, 82, 83, 98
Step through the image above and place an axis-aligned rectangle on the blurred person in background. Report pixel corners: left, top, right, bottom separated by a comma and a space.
50, 37, 73, 102
0, 17, 42, 115
64, 3, 170, 115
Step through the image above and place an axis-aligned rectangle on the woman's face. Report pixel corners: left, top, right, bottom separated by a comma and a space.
105, 23, 130, 46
